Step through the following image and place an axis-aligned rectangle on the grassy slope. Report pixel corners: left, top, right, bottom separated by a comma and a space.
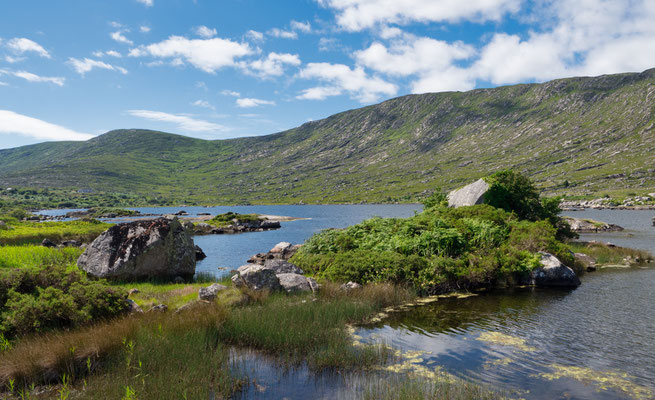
1, 69, 655, 205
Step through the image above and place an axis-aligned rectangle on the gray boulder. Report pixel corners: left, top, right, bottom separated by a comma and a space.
529, 252, 581, 287
263, 259, 303, 274
574, 252, 596, 272
277, 273, 319, 294
198, 283, 228, 301
77, 218, 196, 281
248, 242, 302, 264
127, 299, 143, 313
447, 179, 490, 208
340, 281, 362, 291
231, 265, 282, 292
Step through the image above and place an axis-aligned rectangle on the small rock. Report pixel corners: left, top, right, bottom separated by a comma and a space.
340, 281, 362, 291
277, 273, 319, 294
147, 304, 168, 313
60, 240, 82, 247
574, 253, 596, 272
270, 242, 293, 254
41, 238, 57, 248
128, 288, 140, 296
232, 265, 282, 292
528, 252, 581, 287
127, 299, 143, 313
198, 283, 228, 301
195, 245, 207, 261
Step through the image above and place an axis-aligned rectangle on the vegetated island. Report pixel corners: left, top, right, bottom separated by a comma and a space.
0, 171, 652, 399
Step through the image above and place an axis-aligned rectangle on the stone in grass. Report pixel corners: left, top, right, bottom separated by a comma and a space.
147, 304, 168, 313
232, 265, 282, 292
262, 259, 303, 274
198, 283, 228, 301
340, 281, 362, 291
41, 238, 57, 248
277, 273, 319, 294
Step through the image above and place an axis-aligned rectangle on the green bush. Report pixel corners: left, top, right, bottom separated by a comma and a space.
0, 265, 129, 338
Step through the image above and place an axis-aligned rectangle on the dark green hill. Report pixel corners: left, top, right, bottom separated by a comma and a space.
1, 69, 655, 205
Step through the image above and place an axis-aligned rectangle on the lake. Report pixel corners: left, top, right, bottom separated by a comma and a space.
37, 206, 655, 399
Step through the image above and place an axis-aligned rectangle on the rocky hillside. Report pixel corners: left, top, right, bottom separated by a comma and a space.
1, 69, 654, 205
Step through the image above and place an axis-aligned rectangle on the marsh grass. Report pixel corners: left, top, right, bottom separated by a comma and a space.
0, 246, 83, 270
359, 373, 504, 400
568, 241, 653, 265
0, 220, 109, 246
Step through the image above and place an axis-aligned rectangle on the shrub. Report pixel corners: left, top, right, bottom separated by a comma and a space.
0, 265, 129, 338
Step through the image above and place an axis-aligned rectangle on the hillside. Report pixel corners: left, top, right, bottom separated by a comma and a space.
1, 69, 655, 206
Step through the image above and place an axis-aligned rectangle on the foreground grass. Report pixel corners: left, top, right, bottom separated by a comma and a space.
360, 373, 503, 400
569, 241, 653, 265
0, 220, 109, 246
0, 246, 83, 270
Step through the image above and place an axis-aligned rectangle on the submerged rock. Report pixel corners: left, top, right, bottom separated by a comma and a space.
194, 245, 207, 260
198, 283, 228, 301
529, 252, 581, 287
277, 273, 319, 294
77, 217, 196, 281
447, 179, 490, 208
231, 264, 282, 292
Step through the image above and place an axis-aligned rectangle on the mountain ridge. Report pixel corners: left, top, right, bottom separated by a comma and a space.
1, 68, 654, 205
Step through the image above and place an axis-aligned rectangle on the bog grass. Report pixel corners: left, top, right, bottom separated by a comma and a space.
360, 373, 503, 400
0, 220, 109, 246
0, 246, 83, 270
568, 241, 653, 265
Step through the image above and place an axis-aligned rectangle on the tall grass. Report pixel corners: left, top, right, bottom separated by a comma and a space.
0, 245, 83, 270
0, 220, 109, 246
359, 373, 503, 400
568, 241, 653, 265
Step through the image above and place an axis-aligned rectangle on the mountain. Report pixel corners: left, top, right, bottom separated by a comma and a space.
1, 69, 655, 205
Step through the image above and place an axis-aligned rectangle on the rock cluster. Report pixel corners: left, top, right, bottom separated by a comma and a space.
563, 217, 623, 233
192, 219, 281, 235
232, 242, 317, 294
77, 217, 196, 281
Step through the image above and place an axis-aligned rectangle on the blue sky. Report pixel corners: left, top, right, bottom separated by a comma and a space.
1, 0, 655, 149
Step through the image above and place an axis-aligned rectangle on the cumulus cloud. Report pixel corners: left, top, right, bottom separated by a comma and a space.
0, 110, 93, 141
0, 69, 65, 86
110, 31, 133, 45
297, 62, 397, 103
245, 52, 301, 77
140, 25, 151, 33
93, 50, 122, 58
194, 25, 217, 38
236, 98, 276, 108
136, 0, 153, 6
191, 100, 215, 110
268, 28, 298, 39
318, 0, 521, 31
68, 58, 128, 75
245, 30, 265, 42
6, 38, 51, 58
221, 89, 241, 97
129, 35, 253, 73
290, 20, 312, 33
127, 109, 227, 132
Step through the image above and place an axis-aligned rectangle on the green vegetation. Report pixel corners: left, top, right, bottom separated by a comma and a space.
0, 219, 109, 246
568, 242, 653, 265
2, 69, 655, 206
86, 207, 139, 218
207, 211, 260, 227
0, 264, 129, 338
0, 245, 83, 270
292, 204, 574, 293
361, 374, 502, 400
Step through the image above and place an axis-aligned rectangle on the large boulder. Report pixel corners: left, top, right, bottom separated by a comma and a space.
277, 273, 319, 294
248, 242, 302, 264
77, 218, 196, 280
529, 252, 581, 287
262, 259, 303, 274
231, 265, 282, 292
447, 179, 490, 208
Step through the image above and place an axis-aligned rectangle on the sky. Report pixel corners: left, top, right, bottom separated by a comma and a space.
1, 0, 655, 149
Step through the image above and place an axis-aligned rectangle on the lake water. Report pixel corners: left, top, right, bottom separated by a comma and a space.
37, 206, 655, 399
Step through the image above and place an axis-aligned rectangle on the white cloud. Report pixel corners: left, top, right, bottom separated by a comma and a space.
290, 20, 312, 33
245, 30, 265, 42
136, 0, 153, 6
93, 50, 122, 58
140, 25, 151, 33
5, 55, 25, 63
236, 98, 276, 108
268, 28, 297, 39
129, 35, 253, 73
246, 52, 301, 77
0, 110, 93, 141
68, 58, 128, 75
318, 0, 521, 31
127, 109, 227, 132
6, 38, 51, 58
298, 62, 397, 103
110, 31, 133, 45
221, 89, 241, 97
0, 69, 65, 86
318, 37, 339, 52
194, 25, 217, 38
0, 82, 9, 87
191, 100, 215, 110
